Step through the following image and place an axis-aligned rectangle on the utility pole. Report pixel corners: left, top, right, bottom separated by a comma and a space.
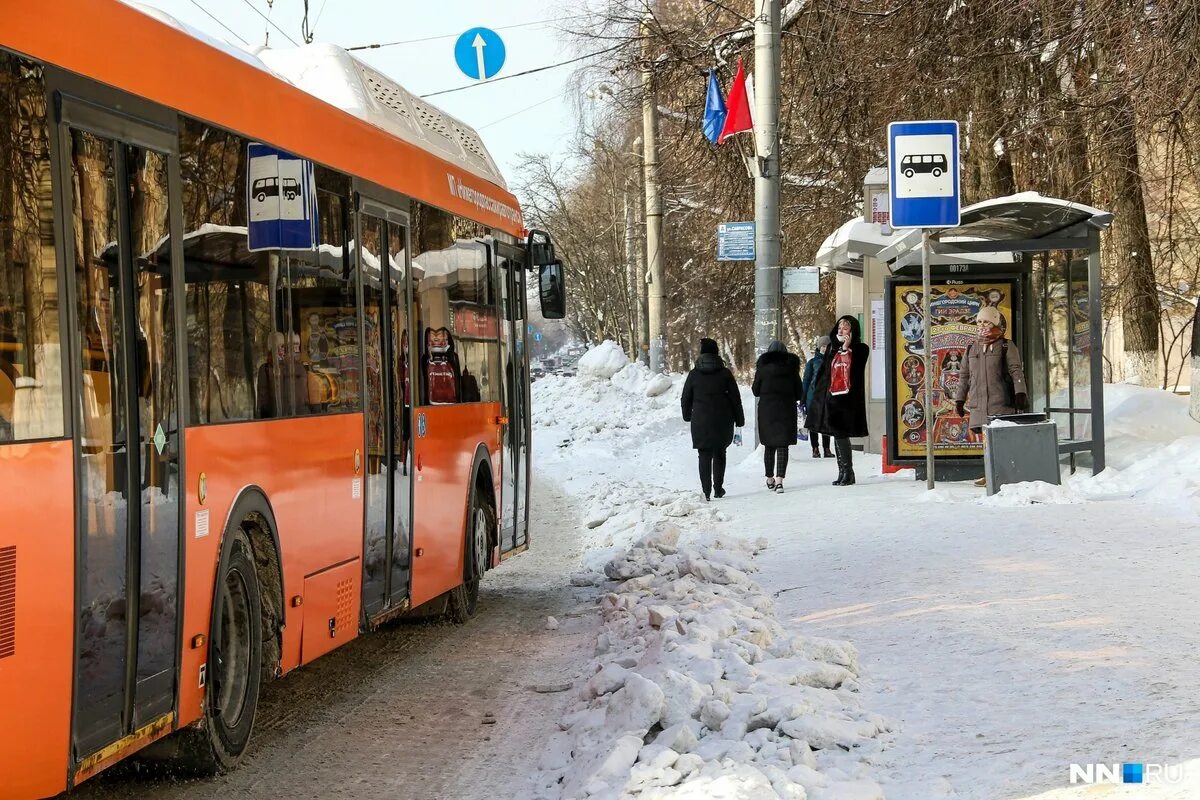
753, 0, 782, 356
623, 187, 640, 359
641, 14, 667, 373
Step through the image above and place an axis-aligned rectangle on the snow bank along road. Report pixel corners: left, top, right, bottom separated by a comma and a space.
533, 344, 1200, 799
68, 479, 602, 800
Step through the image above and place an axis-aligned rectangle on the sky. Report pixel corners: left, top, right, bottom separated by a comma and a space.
134, 0, 588, 192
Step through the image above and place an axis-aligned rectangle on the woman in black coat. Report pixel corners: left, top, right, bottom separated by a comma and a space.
751, 340, 803, 493
807, 315, 870, 486
681, 338, 745, 500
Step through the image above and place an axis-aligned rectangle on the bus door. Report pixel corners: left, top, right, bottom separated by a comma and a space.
358, 201, 413, 617
58, 102, 184, 759
496, 243, 530, 552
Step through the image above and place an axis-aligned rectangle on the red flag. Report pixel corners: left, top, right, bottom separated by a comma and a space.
717, 58, 753, 144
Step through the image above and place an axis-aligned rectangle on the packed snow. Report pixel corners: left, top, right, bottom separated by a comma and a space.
531, 341, 1200, 799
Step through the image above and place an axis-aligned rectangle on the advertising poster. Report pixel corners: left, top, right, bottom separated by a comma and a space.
300, 305, 361, 412
893, 281, 1015, 458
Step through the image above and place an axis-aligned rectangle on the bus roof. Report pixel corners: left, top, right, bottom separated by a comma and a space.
2, 0, 524, 235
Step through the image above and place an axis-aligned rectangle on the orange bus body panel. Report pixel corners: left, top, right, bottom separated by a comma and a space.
179, 415, 363, 726
410, 403, 501, 607
0, 1, 523, 236
0, 440, 74, 800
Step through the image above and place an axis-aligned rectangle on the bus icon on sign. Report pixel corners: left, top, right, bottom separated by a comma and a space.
252, 176, 301, 202
900, 154, 948, 179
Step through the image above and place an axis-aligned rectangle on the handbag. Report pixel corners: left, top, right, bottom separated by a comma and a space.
797, 403, 808, 441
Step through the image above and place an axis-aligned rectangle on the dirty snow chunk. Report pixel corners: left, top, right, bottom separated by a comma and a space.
808, 779, 885, 800
635, 522, 681, 554
655, 721, 701, 753
700, 698, 731, 730
790, 739, 818, 769
546, 616, 560, 630
779, 714, 883, 751
755, 657, 855, 690
786, 636, 861, 674
674, 753, 704, 778
645, 372, 674, 397
656, 669, 710, 727
578, 340, 630, 379
653, 763, 782, 800
605, 672, 665, 733
559, 733, 643, 799
605, 548, 661, 580
648, 605, 679, 629
679, 554, 751, 586
585, 511, 612, 529
788, 764, 831, 789
587, 662, 629, 698
571, 572, 605, 587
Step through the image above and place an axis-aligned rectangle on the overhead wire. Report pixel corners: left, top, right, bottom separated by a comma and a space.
188, 0, 250, 45
346, 15, 590, 51
237, 0, 301, 47
477, 94, 560, 129
420, 42, 629, 98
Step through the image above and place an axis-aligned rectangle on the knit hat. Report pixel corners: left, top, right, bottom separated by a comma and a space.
699, 337, 719, 355
767, 340, 786, 353
976, 306, 1002, 326
816, 335, 831, 350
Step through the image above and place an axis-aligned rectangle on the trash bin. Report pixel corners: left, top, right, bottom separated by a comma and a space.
982, 413, 1060, 496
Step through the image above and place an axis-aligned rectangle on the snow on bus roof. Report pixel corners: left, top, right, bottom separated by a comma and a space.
121, 3, 507, 191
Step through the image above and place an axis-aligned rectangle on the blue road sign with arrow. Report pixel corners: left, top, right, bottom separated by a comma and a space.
454, 28, 506, 81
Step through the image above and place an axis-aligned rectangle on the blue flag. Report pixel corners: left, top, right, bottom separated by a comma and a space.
702, 69, 727, 144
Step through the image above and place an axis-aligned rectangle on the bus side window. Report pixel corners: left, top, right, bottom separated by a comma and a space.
0, 54, 64, 443
180, 118, 283, 424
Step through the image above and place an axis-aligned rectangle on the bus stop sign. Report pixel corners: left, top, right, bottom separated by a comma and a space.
887, 120, 960, 229
247, 143, 318, 251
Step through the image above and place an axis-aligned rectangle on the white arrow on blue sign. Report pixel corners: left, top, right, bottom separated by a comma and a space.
887, 120, 960, 229
454, 28, 506, 81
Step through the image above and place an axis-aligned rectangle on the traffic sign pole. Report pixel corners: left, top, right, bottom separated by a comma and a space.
922, 230, 934, 489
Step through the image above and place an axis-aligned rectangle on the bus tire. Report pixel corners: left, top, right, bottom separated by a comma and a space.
179, 527, 264, 774
446, 481, 493, 623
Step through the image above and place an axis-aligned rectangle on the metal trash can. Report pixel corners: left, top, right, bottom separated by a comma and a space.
982, 413, 1060, 496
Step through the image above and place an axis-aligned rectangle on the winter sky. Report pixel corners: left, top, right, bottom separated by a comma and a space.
134, 0, 581, 182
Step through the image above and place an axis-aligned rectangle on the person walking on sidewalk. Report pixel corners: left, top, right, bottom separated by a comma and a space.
803, 336, 834, 459
954, 305, 1028, 487
681, 338, 745, 501
808, 316, 870, 486
752, 340, 804, 493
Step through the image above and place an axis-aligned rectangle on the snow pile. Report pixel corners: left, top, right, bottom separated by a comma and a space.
579, 341, 632, 379
980, 481, 1082, 507
535, 524, 888, 800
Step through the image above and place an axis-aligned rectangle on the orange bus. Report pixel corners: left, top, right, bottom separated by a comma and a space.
0, 3, 565, 797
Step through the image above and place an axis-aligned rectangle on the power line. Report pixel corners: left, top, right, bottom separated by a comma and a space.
421, 43, 627, 99
237, 0, 300, 47
188, 0, 250, 45
346, 15, 589, 52
478, 94, 560, 129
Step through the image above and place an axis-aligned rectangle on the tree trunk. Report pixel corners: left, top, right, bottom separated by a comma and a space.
1095, 91, 1160, 386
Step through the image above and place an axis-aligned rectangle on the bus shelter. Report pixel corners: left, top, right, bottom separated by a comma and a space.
875, 192, 1112, 477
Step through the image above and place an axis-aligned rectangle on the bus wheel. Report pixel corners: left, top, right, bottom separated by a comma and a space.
447, 489, 492, 623
180, 528, 263, 774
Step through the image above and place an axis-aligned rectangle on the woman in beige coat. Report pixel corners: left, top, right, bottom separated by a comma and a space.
954, 305, 1028, 485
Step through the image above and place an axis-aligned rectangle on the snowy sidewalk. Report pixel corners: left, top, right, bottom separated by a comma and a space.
532, 345, 1200, 799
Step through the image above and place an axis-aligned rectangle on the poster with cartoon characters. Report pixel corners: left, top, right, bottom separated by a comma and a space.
300, 306, 361, 412
892, 281, 1016, 458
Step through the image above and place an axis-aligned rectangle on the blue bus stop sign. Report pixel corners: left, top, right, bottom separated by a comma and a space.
887, 120, 960, 229
454, 28, 506, 80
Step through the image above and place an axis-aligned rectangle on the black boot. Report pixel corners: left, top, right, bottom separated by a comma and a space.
832, 439, 852, 485
811, 448, 821, 459
839, 440, 856, 486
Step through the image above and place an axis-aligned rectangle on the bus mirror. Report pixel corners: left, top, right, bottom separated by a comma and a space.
539, 260, 566, 320
527, 229, 556, 266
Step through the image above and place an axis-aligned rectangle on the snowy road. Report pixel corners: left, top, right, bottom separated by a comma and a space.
70, 478, 599, 800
